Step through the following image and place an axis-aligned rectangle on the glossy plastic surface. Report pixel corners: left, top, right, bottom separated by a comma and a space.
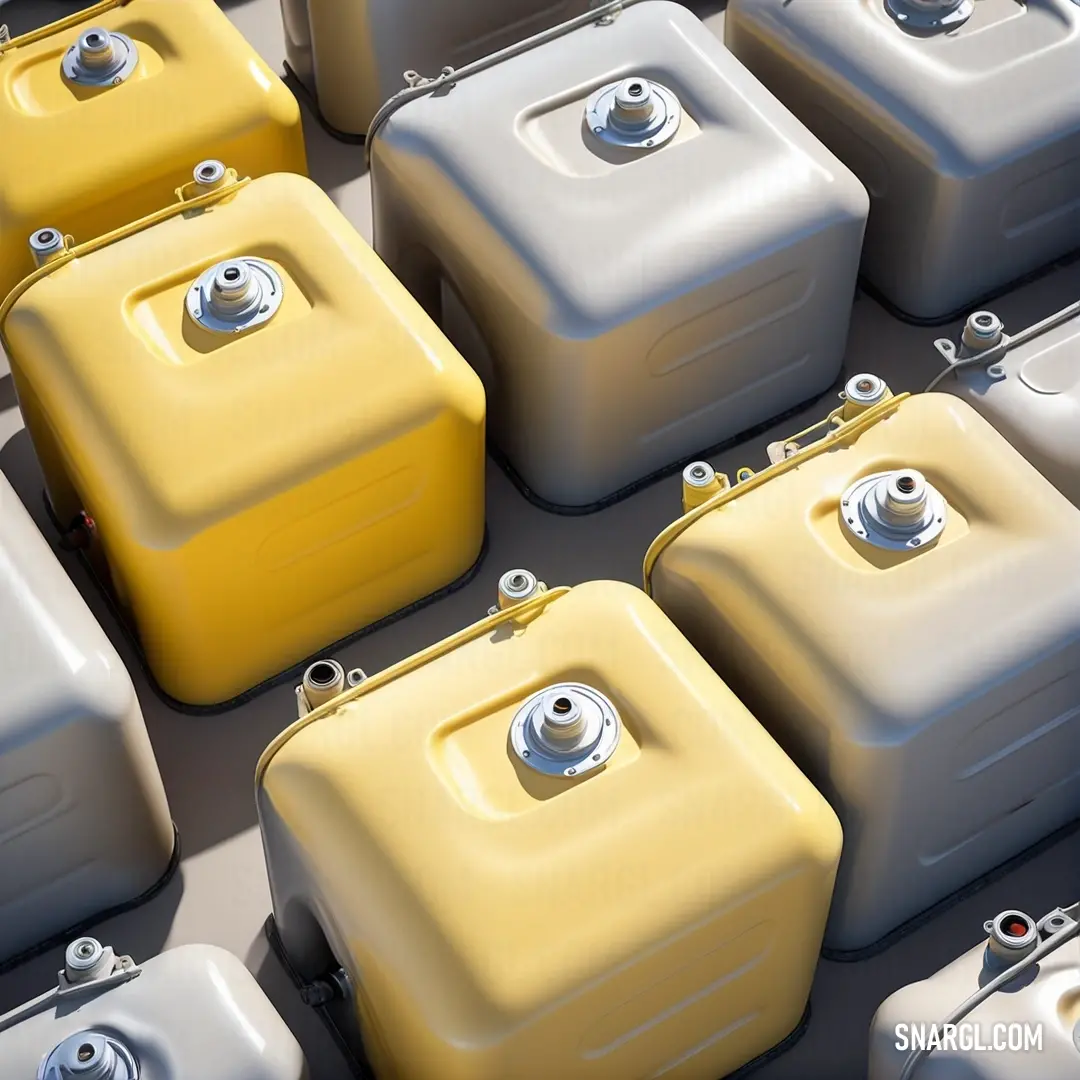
282, 0, 590, 135
371, 0, 868, 506
0, 943, 309, 1078
943, 309, 1080, 508
725, 0, 1080, 320
258, 580, 842, 1080
0, 0, 307, 302
650, 393, 1080, 952
4, 171, 486, 706
0, 471, 173, 964
869, 923, 1080, 1077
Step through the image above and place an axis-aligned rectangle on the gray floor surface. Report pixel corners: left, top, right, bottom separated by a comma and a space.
0, 2, 1077, 1078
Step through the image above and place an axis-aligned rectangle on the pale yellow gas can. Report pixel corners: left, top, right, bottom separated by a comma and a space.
0, 0, 307, 301
1, 166, 486, 707
647, 379, 1080, 954
257, 576, 842, 1080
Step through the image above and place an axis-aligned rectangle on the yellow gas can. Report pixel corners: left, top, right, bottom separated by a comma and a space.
0, 165, 486, 707
647, 378, 1080, 955
0, 0, 307, 301
257, 575, 842, 1080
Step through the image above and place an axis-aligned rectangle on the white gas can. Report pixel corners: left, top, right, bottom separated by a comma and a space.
280, 0, 589, 135
932, 302, 1080, 509
0, 472, 174, 967
370, 0, 868, 508
0, 936, 309, 1078
725, 0, 1080, 321
868, 901, 1080, 1079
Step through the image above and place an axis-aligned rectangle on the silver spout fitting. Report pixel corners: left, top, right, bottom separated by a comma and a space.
302, 660, 345, 706
62, 27, 139, 87
488, 569, 547, 615
296, 660, 364, 717
209, 261, 259, 316
841, 373, 892, 420
611, 78, 656, 129
41, 1030, 139, 1080
65, 938, 112, 983
538, 690, 589, 746
841, 468, 947, 551
681, 461, 728, 512
684, 461, 716, 490
78, 28, 116, 70
844, 373, 890, 407
961, 311, 1004, 352
193, 160, 227, 191
187, 256, 283, 335
984, 910, 1038, 967
29, 227, 66, 267
876, 471, 930, 528
585, 75, 681, 150
510, 683, 621, 777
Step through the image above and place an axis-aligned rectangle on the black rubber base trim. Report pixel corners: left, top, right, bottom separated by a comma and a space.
265, 913, 810, 1080
822, 813, 1080, 963
42, 489, 490, 716
0, 824, 181, 978
856, 247, 1080, 328
284, 62, 368, 145
488, 385, 836, 516
724, 1001, 812, 1080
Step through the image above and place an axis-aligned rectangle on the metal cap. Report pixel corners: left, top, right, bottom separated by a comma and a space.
885, 0, 973, 29
303, 659, 345, 702
961, 311, 1004, 352
683, 462, 716, 489
984, 910, 1038, 964
844, 374, 888, 407
499, 570, 540, 605
186, 257, 283, 335
65, 938, 108, 980
193, 160, 227, 189
510, 683, 620, 777
62, 28, 139, 87
841, 469, 947, 552
585, 76, 681, 150
28, 228, 65, 266
489, 569, 547, 616
40, 1031, 139, 1080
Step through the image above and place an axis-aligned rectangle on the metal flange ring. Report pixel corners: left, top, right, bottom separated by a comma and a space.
510, 683, 620, 778
186, 258, 283, 336
62, 28, 140, 87
39, 1030, 140, 1080
885, 0, 974, 31
840, 469, 947, 552
585, 76, 681, 150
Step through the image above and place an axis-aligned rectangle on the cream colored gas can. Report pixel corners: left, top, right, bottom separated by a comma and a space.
257, 575, 842, 1080
647, 378, 1080, 954
0, 471, 174, 968
370, 0, 868, 508
0, 936, 308, 1078
869, 901, 1080, 1079
0, 165, 486, 708
281, 0, 589, 136
0, 0, 307, 303
933, 303, 1080, 508
725, 0, 1080, 321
